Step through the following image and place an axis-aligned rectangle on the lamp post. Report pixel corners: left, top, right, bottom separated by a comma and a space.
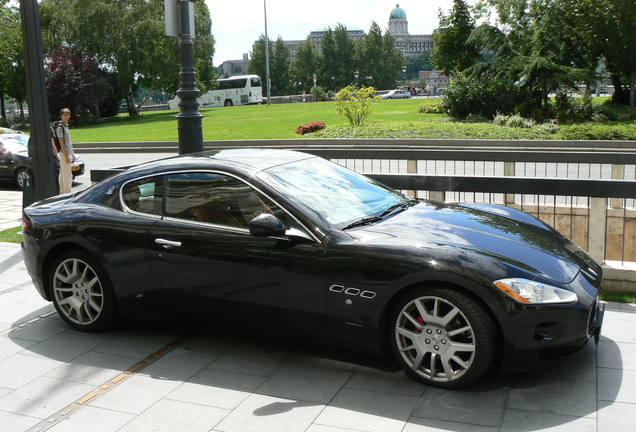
354, 70, 359, 87
20, 0, 57, 205
401, 65, 407, 88
166, 0, 204, 154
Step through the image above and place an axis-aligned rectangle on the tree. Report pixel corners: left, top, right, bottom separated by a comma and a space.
318, 27, 337, 92
39, 0, 215, 117
290, 38, 319, 93
564, 0, 636, 114
249, 35, 293, 96
406, 51, 434, 79
317, 24, 359, 92
46, 46, 113, 121
431, 0, 481, 76
270, 37, 291, 96
247, 35, 272, 94
0, 4, 25, 125
464, 0, 595, 118
356, 21, 404, 90
332, 24, 357, 90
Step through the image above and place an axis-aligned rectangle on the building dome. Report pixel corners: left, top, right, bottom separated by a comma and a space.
390, 4, 407, 20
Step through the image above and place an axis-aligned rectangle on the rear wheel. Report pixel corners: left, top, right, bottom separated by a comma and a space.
224, 99, 233, 106
49, 249, 118, 332
390, 287, 496, 389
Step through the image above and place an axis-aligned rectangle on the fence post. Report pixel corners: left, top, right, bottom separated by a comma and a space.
611, 164, 624, 209
407, 159, 417, 198
588, 197, 607, 263
504, 161, 515, 204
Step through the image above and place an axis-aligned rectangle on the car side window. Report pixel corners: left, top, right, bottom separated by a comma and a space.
121, 176, 164, 215
164, 172, 287, 229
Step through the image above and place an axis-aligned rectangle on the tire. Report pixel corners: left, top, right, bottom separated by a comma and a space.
15, 167, 29, 190
389, 287, 496, 389
224, 100, 233, 106
49, 249, 118, 332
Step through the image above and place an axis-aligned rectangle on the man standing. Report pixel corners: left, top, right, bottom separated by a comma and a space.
56, 108, 74, 194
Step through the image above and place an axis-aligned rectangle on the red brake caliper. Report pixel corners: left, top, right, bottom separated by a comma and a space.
415, 316, 425, 333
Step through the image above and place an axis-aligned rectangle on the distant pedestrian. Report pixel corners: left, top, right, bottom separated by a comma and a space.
302, 91, 306, 102
56, 108, 75, 194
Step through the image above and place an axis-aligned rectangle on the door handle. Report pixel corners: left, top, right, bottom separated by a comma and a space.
155, 238, 182, 249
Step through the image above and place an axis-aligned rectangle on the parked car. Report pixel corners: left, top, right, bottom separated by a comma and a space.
21, 149, 604, 388
381, 89, 412, 99
0, 127, 85, 189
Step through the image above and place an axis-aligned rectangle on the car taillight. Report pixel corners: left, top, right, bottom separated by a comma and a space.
22, 214, 31, 233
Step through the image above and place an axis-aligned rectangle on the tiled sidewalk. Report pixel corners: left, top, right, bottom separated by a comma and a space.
0, 240, 635, 432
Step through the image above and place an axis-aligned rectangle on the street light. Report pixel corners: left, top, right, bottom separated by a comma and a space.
401, 65, 407, 87
354, 70, 359, 87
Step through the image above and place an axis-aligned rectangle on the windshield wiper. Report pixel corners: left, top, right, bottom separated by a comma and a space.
342, 216, 383, 230
380, 200, 415, 217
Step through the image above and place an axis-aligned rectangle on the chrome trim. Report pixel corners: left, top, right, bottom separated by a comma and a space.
329, 285, 345, 293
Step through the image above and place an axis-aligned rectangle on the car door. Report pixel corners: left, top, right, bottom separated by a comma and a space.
144, 171, 327, 337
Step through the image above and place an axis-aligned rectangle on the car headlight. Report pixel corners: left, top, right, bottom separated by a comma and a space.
494, 278, 578, 304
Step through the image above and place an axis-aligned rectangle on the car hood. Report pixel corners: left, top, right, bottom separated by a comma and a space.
350, 201, 599, 284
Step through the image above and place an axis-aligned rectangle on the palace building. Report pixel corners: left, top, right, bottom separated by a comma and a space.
220, 4, 433, 75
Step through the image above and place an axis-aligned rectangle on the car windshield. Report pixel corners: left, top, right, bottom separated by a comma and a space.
258, 157, 408, 228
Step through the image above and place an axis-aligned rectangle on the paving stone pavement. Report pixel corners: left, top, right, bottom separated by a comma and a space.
1, 190, 636, 432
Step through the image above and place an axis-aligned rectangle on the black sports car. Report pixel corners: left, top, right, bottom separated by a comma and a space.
21, 149, 604, 388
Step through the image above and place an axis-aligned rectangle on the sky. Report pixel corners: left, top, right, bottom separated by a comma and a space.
204, 1, 467, 65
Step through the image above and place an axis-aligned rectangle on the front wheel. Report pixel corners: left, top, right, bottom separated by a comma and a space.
49, 249, 118, 332
15, 167, 29, 189
389, 287, 497, 389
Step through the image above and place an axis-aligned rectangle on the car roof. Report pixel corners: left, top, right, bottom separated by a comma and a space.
122, 148, 318, 178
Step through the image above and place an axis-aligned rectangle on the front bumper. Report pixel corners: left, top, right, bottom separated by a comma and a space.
495, 273, 604, 372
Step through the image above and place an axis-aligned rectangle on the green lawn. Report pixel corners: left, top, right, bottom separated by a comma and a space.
71, 99, 440, 142
68, 96, 636, 142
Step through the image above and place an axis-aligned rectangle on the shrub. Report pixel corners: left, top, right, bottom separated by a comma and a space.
505, 115, 536, 128
493, 114, 509, 126
334, 85, 380, 127
418, 102, 444, 114
440, 72, 524, 120
592, 113, 609, 123
312, 86, 327, 101
295, 121, 326, 135
493, 114, 536, 128
597, 101, 631, 121
537, 122, 559, 134
559, 123, 636, 140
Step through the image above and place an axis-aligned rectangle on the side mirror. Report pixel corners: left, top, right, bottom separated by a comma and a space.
249, 213, 286, 237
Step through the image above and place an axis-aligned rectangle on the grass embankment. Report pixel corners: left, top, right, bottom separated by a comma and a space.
70, 97, 636, 142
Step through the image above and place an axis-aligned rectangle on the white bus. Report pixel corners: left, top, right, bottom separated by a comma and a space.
169, 75, 263, 109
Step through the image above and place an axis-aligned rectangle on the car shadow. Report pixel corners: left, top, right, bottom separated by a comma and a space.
6, 307, 623, 431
